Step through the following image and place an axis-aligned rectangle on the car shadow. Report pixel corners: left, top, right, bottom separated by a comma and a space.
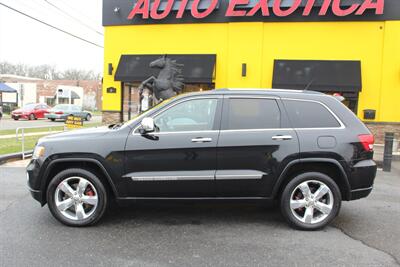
100, 202, 285, 227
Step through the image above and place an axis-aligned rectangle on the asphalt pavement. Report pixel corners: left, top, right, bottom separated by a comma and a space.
0, 116, 102, 131
0, 162, 399, 267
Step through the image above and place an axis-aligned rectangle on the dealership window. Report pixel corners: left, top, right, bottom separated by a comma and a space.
224, 98, 281, 130
272, 60, 362, 114
45, 96, 55, 107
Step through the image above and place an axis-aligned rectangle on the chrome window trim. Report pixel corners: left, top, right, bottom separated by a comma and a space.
282, 98, 346, 130
132, 95, 345, 134
132, 96, 221, 135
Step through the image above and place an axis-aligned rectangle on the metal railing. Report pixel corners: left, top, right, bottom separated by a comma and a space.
15, 126, 68, 159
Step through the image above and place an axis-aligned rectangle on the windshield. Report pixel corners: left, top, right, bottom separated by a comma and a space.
21, 104, 37, 110
119, 97, 176, 128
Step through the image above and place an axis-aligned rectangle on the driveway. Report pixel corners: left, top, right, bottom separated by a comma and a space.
0, 162, 399, 267
0, 116, 102, 131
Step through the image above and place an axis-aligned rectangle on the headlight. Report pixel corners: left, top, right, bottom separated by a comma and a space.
32, 146, 45, 159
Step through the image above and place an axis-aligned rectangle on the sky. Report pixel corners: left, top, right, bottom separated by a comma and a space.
0, 0, 104, 74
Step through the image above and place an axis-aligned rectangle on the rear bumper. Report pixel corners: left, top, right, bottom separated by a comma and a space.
45, 114, 67, 120
349, 187, 373, 200
348, 159, 377, 200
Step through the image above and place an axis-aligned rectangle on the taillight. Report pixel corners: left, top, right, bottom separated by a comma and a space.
358, 134, 374, 152
55, 111, 64, 114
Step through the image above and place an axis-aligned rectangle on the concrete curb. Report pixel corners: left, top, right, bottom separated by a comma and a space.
0, 151, 33, 165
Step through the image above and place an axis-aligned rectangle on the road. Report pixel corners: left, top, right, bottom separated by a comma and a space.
0, 116, 102, 131
0, 162, 399, 267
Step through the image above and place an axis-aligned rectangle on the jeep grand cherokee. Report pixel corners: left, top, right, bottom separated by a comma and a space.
27, 89, 377, 230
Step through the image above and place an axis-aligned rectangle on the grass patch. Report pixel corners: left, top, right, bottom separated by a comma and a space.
0, 135, 45, 155
0, 122, 104, 155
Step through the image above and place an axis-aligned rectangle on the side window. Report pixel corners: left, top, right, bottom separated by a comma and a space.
225, 98, 281, 130
154, 98, 218, 132
283, 100, 341, 128
72, 106, 81, 112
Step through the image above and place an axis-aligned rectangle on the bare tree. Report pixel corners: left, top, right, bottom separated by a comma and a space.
0, 61, 101, 81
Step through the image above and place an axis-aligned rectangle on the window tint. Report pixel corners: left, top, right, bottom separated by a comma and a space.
283, 100, 341, 128
226, 98, 280, 130
154, 98, 218, 132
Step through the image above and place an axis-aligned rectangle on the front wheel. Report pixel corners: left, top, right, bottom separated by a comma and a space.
47, 168, 108, 227
85, 114, 92, 121
29, 114, 35, 120
280, 172, 341, 231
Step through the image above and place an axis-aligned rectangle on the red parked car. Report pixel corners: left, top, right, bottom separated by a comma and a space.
11, 103, 50, 120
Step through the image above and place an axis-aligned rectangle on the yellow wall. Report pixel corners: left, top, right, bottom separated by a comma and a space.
103, 21, 400, 122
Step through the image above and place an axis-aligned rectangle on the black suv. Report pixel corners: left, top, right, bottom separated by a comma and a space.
27, 89, 377, 230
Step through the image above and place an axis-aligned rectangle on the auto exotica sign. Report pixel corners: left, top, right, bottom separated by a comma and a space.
103, 0, 400, 26
128, 0, 384, 20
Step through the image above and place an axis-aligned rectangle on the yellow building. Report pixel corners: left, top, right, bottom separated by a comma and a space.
102, 0, 400, 142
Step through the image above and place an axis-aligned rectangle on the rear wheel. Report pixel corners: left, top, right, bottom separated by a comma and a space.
85, 114, 92, 121
47, 168, 108, 227
280, 172, 341, 231
50, 118, 55, 121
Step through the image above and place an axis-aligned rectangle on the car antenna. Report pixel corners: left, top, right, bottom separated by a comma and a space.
304, 78, 315, 91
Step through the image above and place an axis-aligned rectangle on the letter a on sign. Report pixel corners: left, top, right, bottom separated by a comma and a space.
356, 0, 384, 15
128, 0, 150, 19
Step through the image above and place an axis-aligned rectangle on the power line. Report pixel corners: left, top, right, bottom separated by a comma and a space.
43, 0, 103, 36
0, 2, 103, 48
54, 0, 100, 27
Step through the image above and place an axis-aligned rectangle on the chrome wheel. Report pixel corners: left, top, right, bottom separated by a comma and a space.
290, 180, 334, 225
54, 177, 98, 221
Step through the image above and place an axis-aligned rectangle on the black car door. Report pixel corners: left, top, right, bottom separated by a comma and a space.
124, 96, 222, 197
216, 95, 299, 198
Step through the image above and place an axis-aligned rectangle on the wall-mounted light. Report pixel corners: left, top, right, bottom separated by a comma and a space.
242, 63, 247, 77
114, 7, 120, 13
108, 63, 113, 75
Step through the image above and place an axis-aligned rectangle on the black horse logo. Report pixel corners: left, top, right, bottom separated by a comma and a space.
138, 55, 184, 111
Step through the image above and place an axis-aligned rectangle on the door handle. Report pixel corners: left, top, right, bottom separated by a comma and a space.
191, 137, 212, 143
272, 135, 293, 141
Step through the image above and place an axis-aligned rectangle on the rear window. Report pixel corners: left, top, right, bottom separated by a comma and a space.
225, 98, 280, 130
283, 100, 341, 128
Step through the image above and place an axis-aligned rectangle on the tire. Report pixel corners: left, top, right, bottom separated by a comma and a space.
280, 172, 341, 231
14, 117, 19, 121
85, 114, 92, 121
47, 168, 108, 227
29, 114, 35, 120
50, 118, 56, 122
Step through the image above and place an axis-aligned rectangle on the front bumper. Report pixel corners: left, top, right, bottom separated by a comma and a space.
26, 159, 46, 205
348, 159, 377, 200
12, 114, 28, 119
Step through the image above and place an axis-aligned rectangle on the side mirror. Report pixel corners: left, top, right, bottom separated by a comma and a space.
139, 117, 155, 134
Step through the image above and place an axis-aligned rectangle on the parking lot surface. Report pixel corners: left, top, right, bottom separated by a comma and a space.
0, 162, 399, 267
